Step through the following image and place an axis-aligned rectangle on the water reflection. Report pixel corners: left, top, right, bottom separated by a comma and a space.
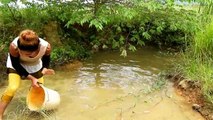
75, 48, 170, 91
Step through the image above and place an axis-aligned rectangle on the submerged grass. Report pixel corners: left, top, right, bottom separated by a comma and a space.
5, 96, 57, 120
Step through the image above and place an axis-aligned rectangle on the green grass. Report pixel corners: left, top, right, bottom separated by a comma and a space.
181, 57, 213, 103
192, 19, 213, 59
180, 19, 213, 103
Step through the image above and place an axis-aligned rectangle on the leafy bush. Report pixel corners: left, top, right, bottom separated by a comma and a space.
50, 36, 90, 66
0, 0, 201, 61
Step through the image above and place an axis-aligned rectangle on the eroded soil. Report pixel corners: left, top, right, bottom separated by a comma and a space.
168, 74, 213, 120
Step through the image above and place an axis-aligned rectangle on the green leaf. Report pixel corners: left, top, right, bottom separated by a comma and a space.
102, 44, 108, 49
1, 0, 14, 4
128, 44, 137, 52
80, 13, 93, 25
65, 20, 74, 28
170, 24, 177, 31
120, 49, 127, 57
119, 35, 125, 44
131, 34, 140, 42
112, 40, 119, 49
137, 40, 145, 46
89, 19, 103, 30
156, 26, 163, 33
116, 26, 122, 33
142, 32, 151, 40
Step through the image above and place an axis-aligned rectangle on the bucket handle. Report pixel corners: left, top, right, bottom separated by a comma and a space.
37, 82, 43, 85
28, 82, 43, 91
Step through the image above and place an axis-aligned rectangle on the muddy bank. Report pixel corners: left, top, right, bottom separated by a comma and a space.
168, 74, 213, 120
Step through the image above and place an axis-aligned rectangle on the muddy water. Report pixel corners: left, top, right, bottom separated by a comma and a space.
2, 47, 204, 120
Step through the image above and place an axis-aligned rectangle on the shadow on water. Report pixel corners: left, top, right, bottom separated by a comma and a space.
1, 47, 205, 120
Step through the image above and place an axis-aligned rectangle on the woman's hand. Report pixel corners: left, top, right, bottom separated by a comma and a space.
42, 68, 55, 75
31, 78, 40, 88
27, 75, 40, 88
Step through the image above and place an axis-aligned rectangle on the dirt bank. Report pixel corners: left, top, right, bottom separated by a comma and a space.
168, 74, 213, 120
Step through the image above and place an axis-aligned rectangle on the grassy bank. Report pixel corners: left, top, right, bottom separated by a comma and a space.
178, 19, 213, 104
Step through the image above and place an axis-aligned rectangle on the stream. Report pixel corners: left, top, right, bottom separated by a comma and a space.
1, 47, 204, 120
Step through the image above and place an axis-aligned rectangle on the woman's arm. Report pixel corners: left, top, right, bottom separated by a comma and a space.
9, 43, 39, 87
42, 43, 51, 68
42, 43, 55, 75
9, 43, 29, 78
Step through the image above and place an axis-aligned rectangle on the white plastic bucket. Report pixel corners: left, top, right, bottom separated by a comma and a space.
26, 85, 60, 111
